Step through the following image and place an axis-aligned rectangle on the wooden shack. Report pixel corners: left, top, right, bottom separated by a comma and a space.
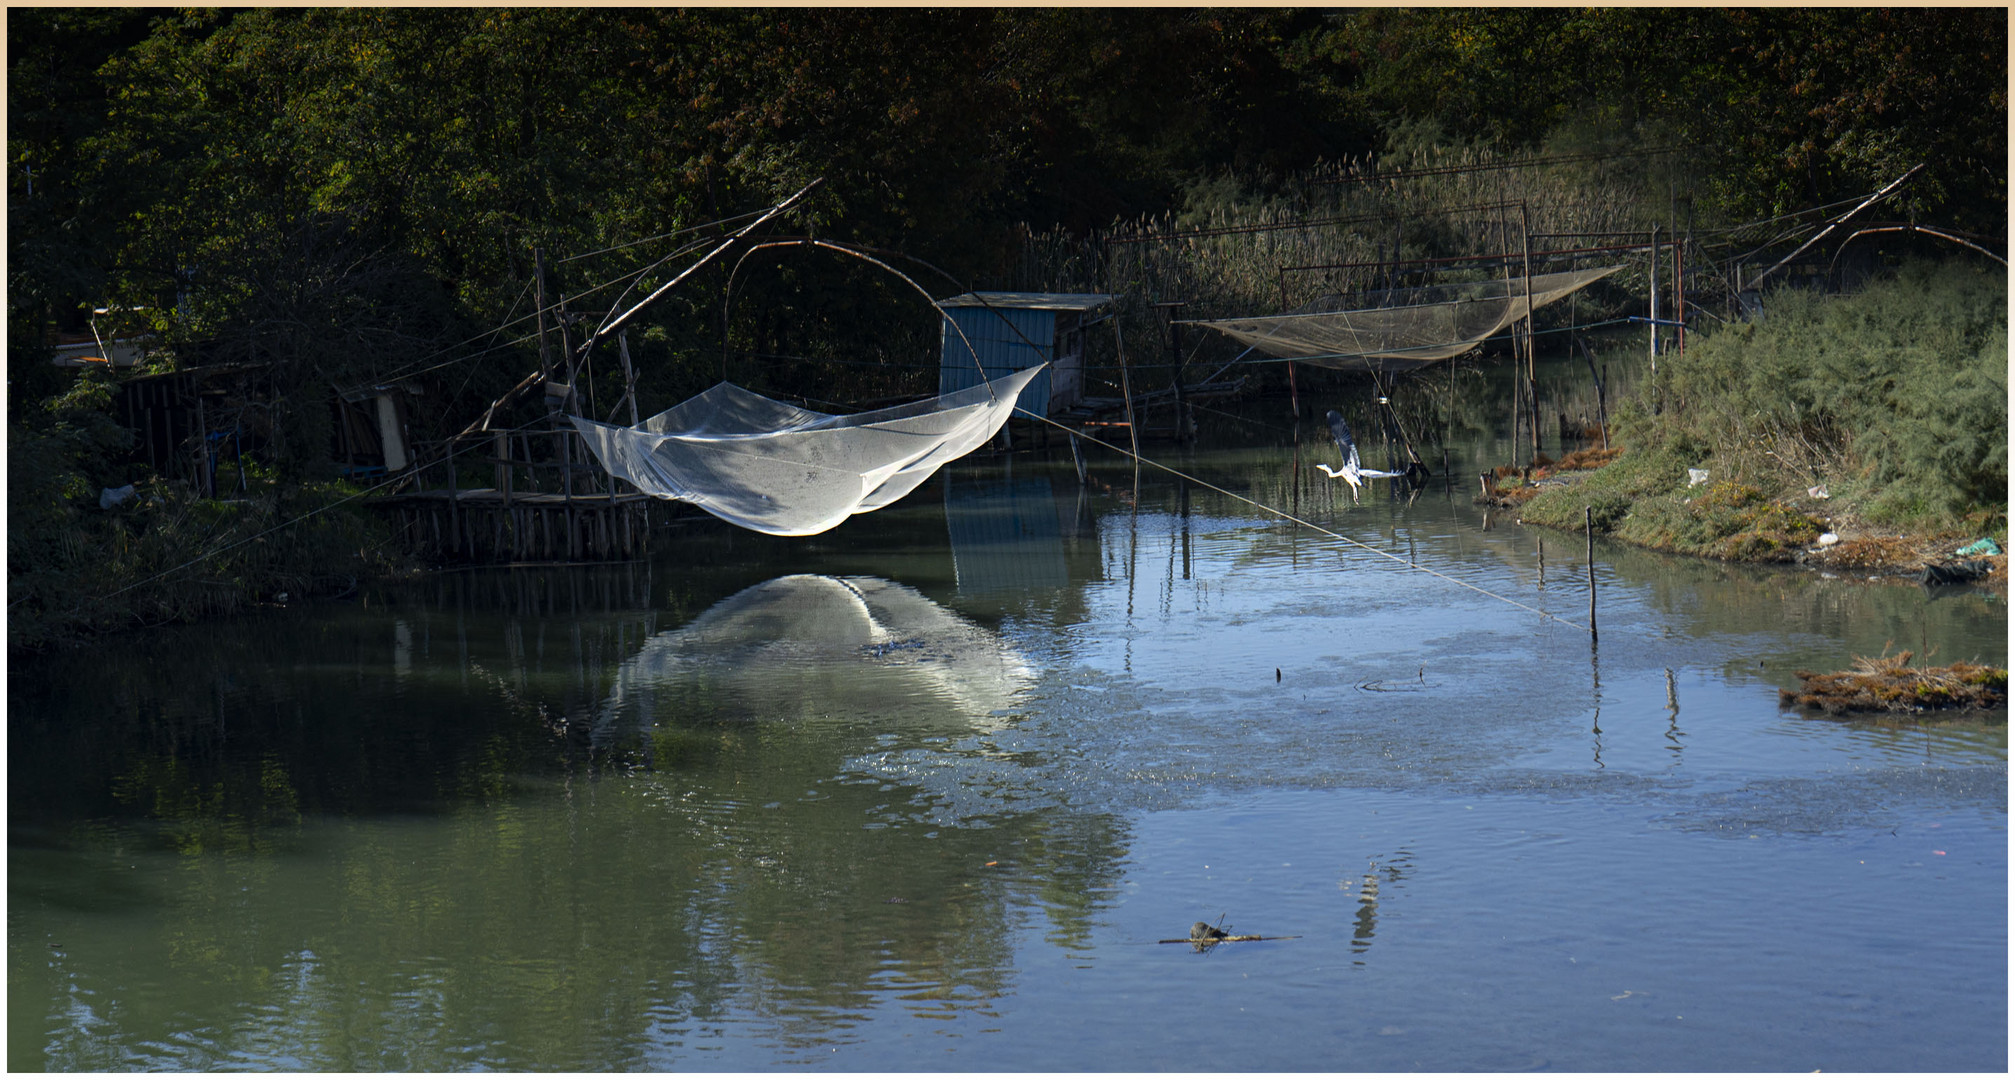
115, 362, 272, 497
936, 292, 1112, 422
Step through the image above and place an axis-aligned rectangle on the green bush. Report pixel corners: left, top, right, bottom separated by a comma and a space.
1524, 259, 2004, 559
1521, 419, 1690, 532
1651, 259, 2006, 529
8, 411, 407, 651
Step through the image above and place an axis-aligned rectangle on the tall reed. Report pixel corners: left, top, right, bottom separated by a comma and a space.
1014, 136, 1710, 376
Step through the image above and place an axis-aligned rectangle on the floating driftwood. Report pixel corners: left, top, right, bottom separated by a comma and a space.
1159, 920, 1299, 946
1158, 934, 1298, 945
1781, 651, 2007, 715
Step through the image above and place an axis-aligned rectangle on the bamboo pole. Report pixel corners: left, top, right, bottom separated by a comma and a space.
585, 178, 823, 359
458, 182, 819, 447
1751, 163, 1923, 290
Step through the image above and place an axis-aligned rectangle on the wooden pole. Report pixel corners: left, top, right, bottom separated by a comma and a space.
194, 386, 212, 497
618, 329, 640, 426
1647, 224, 1659, 375
558, 311, 575, 503
1444, 357, 1457, 490
1585, 505, 1598, 642
1110, 317, 1141, 473
535, 248, 552, 380
1578, 340, 1609, 450
1521, 202, 1538, 458
1503, 222, 1519, 471
495, 431, 510, 504
1674, 237, 1685, 355
1153, 300, 1190, 441
446, 442, 460, 556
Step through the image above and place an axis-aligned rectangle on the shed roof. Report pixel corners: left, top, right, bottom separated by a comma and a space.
937, 291, 1113, 312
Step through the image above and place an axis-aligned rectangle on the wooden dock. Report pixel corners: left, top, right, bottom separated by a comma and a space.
372, 488, 656, 563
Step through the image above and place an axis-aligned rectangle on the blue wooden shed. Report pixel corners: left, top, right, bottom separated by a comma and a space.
937, 292, 1113, 420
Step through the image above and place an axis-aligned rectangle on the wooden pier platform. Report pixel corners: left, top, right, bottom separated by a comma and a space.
372, 488, 656, 563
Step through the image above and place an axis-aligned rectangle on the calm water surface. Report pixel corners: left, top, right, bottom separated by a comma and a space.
10, 404, 2007, 1071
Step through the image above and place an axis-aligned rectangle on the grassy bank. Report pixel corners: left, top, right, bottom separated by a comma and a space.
1521, 259, 2007, 567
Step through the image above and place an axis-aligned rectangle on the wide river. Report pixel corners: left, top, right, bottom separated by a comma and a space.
10, 397, 2007, 1071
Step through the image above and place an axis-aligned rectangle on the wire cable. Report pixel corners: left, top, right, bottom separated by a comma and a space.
1020, 408, 1594, 633
558, 208, 768, 264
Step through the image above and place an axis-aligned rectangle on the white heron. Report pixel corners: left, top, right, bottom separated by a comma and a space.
1315, 409, 1407, 500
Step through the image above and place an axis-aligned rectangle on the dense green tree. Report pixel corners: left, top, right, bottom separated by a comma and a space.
7, 7, 158, 404
1299, 8, 2004, 230
1708, 8, 2006, 229
8, 8, 2003, 644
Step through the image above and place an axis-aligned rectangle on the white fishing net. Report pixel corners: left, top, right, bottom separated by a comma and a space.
1195, 264, 1624, 371
569, 364, 1044, 536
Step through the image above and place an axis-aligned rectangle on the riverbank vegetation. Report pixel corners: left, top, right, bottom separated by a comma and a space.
9, 367, 412, 648
10, 9, 2005, 647
1520, 261, 2007, 565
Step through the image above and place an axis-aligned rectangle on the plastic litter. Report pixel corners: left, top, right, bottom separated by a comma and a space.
98, 484, 135, 510
1955, 538, 2002, 557
1920, 559, 1994, 586
1686, 468, 1710, 487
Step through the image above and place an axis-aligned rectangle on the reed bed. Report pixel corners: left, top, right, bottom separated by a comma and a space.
1013, 138, 1709, 374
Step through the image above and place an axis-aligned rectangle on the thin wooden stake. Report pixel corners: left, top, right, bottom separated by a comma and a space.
1585, 505, 1598, 641
535, 247, 551, 380
1110, 317, 1140, 483
1521, 201, 1538, 457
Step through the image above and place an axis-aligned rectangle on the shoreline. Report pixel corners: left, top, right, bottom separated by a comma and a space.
1484, 452, 2009, 594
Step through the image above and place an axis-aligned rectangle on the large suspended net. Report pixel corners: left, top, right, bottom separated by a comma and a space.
1192, 264, 1624, 372
569, 364, 1044, 536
